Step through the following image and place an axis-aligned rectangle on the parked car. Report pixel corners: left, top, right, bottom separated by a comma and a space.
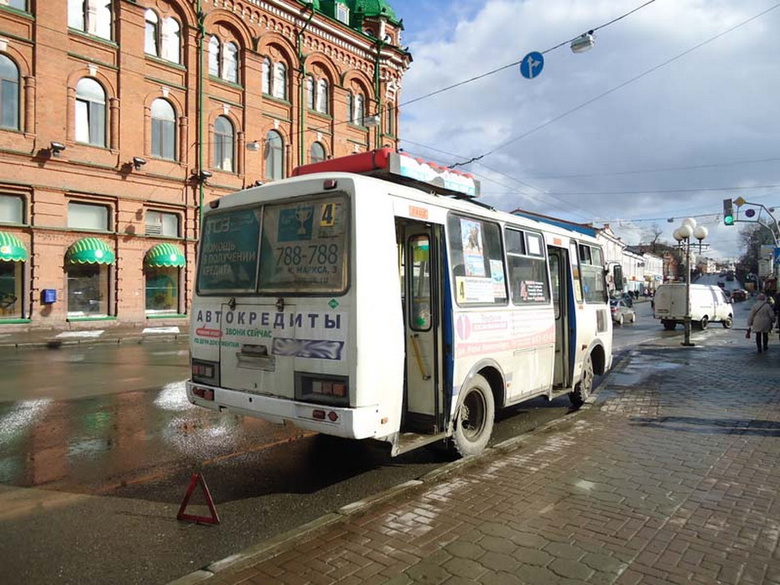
610, 298, 636, 325
730, 289, 748, 302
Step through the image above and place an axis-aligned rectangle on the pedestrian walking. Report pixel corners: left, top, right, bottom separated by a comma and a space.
746, 293, 775, 353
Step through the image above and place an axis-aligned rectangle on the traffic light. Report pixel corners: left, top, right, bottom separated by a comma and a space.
723, 199, 735, 225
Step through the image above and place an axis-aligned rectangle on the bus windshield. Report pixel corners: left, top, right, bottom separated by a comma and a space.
197, 193, 350, 295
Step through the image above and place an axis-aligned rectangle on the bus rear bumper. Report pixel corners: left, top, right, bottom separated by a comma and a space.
186, 382, 381, 439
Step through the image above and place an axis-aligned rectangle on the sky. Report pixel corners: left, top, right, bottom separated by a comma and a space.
385, 0, 780, 260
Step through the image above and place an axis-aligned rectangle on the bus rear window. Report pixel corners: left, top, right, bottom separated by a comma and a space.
198, 207, 261, 293
258, 195, 349, 294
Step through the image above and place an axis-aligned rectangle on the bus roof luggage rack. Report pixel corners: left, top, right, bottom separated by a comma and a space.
292, 148, 481, 199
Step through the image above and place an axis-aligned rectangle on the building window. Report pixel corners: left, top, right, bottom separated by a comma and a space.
0, 259, 22, 319
346, 92, 353, 123
145, 10, 181, 64
223, 42, 239, 83
68, 0, 112, 40
68, 201, 109, 231
310, 142, 326, 164
262, 57, 271, 94
353, 93, 364, 126
0, 194, 24, 223
145, 267, 179, 314
0, 54, 19, 131
272, 63, 287, 100
75, 78, 107, 147
145, 210, 179, 237
213, 115, 234, 172
305, 75, 315, 109
385, 104, 394, 136
208, 36, 220, 77
144, 10, 159, 56
316, 79, 329, 114
335, 2, 349, 24
67, 263, 109, 317
1, 0, 27, 10
264, 130, 284, 181
151, 98, 176, 160
209, 36, 239, 83
161, 17, 181, 63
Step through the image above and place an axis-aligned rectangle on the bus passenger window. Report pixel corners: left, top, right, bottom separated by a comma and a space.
409, 235, 431, 330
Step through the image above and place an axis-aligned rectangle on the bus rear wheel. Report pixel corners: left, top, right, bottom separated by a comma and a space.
452, 374, 494, 458
569, 352, 594, 409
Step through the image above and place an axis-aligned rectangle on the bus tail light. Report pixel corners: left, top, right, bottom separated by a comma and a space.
296, 373, 349, 407
191, 386, 215, 401
312, 409, 339, 422
192, 359, 220, 385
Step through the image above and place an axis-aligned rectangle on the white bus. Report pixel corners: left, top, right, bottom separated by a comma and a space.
187, 149, 616, 457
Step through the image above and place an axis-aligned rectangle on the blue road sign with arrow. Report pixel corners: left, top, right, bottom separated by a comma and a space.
520, 51, 544, 79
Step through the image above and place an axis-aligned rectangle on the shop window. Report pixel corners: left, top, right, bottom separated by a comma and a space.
0, 54, 20, 131
145, 267, 179, 314
213, 116, 234, 172
75, 78, 107, 147
264, 130, 284, 181
145, 210, 179, 237
67, 263, 109, 317
0, 194, 24, 223
0, 260, 22, 319
68, 0, 112, 40
151, 98, 176, 160
68, 202, 109, 231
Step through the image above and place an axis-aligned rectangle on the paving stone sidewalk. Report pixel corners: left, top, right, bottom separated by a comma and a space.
177, 344, 780, 585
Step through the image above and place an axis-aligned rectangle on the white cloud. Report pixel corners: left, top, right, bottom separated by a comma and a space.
392, 0, 780, 259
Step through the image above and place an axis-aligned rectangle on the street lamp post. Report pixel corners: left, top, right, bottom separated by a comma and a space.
673, 218, 708, 347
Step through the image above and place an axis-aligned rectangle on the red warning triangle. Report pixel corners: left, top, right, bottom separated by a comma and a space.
177, 472, 220, 525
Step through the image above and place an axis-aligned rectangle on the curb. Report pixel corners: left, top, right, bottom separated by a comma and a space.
164, 389, 611, 585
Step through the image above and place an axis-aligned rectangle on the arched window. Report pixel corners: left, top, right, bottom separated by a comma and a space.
144, 9, 159, 56
264, 130, 284, 181
68, 0, 113, 40
75, 78, 106, 147
316, 79, 328, 114
208, 36, 220, 77
262, 58, 271, 94
0, 55, 20, 130
310, 142, 326, 164
161, 18, 181, 63
305, 75, 315, 110
223, 42, 239, 83
213, 116, 234, 172
346, 92, 353, 123
354, 94, 364, 126
151, 99, 176, 160
273, 63, 287, 100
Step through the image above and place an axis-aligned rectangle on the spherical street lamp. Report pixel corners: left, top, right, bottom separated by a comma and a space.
674, 219, 707, 347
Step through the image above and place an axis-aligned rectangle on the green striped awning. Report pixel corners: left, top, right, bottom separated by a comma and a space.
66, 237, 115, 265
145, 242, 186, 268
0, 231, 28, 262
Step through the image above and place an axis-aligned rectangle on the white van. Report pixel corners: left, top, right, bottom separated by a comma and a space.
653, 283, 733, 330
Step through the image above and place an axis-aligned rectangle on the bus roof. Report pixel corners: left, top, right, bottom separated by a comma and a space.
292, 148, 480, 199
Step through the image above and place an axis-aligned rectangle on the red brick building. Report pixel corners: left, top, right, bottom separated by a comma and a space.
0, 0, 409, 332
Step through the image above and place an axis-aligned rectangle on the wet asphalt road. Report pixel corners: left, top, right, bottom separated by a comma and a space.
0, 300, 750, 585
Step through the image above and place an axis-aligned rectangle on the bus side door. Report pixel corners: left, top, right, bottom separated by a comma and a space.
548, 246, 573, 389
398, 220, 444, 434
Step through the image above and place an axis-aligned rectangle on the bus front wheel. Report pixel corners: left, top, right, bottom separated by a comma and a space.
452, 374, 495, 458
569, 353, 594, 409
